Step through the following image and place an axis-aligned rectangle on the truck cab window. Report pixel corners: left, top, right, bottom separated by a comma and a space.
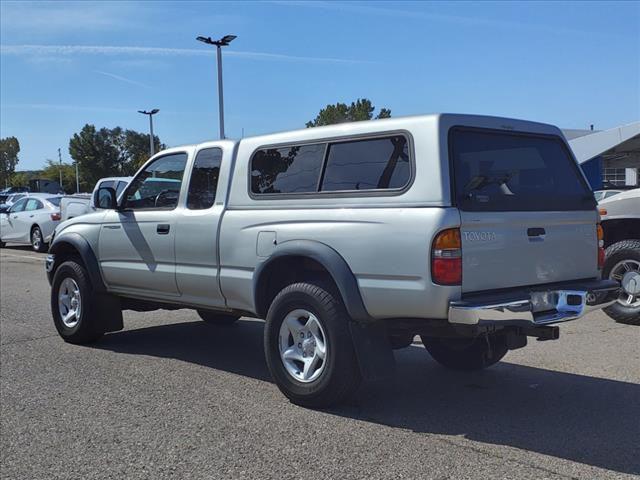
187, 148, 222, 210
124, 153, 187, 210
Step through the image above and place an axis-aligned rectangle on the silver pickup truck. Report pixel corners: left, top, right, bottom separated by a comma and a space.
45, 114, 619, 407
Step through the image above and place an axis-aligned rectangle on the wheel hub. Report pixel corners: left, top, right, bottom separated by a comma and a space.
302, 337, 316, 357
58, 277, 81, 328
621, 271, 640, 296
278, 309, 327, 383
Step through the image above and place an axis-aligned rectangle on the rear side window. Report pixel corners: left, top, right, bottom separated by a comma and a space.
321, 136, 410, 191
250, 134, 412, 196
450, 128, 595, 212
25, 199, 43, 211
187, 148, 222, 209
251, 144, 325, 194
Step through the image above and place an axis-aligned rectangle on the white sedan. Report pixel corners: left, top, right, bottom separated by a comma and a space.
0, 194, 62, 252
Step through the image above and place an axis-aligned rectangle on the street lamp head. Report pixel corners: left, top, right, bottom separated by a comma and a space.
220, 35, 237, 45
196, 35, 214, 45
150, 108, 160, 115
196, 34, 237, 47
138, 109, 159, 115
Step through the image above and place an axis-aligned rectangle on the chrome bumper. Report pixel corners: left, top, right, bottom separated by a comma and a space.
449, 280, 620, 326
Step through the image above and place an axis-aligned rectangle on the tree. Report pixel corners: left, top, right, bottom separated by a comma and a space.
41, 160, 78, 193
0, 136, 20, 188
69, 124, 163, 190
306, 98, 391, 128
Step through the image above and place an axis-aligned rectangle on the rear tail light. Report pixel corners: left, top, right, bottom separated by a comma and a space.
597, 223, 605, 269
432, 228, 462, 285
51, 212, 61, 221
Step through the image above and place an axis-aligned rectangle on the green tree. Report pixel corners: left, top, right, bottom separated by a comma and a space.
41, 160, 78, 193
68, 124, 163, 189
0, 136, 20, 188
9, 172, 30, 188
306, 98, 391, 127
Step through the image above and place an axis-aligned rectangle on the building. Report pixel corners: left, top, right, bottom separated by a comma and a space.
563, 122, 640, 190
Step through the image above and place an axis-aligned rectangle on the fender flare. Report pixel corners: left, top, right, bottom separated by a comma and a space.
49, 232, 106, 292
253, 239, 372, 323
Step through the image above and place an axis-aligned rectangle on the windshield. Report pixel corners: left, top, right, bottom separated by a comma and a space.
450, 128, 595, 212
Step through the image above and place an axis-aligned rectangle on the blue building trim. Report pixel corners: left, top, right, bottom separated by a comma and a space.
580, 156, 603, 190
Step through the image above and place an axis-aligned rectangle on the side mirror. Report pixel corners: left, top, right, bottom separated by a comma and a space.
94, 187, 118, 210
0, 206, 8, 214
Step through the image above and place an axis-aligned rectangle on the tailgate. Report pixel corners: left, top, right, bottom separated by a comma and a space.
460, 210, 598, 292
449, 127, 599, 293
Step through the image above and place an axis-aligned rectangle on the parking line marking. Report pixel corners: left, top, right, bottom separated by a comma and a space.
0, 253, 44, 262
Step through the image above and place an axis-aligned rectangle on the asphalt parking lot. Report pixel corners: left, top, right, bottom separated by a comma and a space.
1, 246, 639, 479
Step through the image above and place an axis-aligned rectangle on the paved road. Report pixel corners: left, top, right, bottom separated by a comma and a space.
1, 246, 639, 479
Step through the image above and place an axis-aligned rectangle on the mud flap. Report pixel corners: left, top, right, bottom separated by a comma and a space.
96, 294, 123, 333
349, 320, 395, 382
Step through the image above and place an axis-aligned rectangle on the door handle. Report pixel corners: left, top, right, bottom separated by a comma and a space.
157, 224, 170, 235
29, 215, 34, 218
527, 227, 546, 237
12, 215, 18, 219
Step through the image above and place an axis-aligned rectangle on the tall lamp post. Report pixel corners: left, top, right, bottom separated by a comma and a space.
138, 109, 160, 156
196, 34, 237, 139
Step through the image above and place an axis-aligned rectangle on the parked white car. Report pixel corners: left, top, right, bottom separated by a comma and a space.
0, 193, 62, 252
0, 193, 28, 210
594, 189, 624, 202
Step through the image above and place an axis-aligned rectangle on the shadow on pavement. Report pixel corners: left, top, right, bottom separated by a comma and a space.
95, 319, 640, 475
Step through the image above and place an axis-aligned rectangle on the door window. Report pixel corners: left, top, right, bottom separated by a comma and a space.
115, 181, 128, 197
9, 198, 28, 213
124, 153, 187, 210
187, 148, 222, 210
25, 199, 43, 211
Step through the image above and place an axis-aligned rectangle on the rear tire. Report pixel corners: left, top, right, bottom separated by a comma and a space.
51, 260, 104, 344
264, 281, 361, 408
602, 240, 640, 326
197, 310, 239, 326
421, 334, 508, 371
31, 225, 47, 253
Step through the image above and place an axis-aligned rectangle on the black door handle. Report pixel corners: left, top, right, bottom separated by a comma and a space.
157, 224, 170, 234
527, 227, 545, 237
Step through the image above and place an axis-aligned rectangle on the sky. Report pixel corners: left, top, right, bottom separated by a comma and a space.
1, 0, 638, 171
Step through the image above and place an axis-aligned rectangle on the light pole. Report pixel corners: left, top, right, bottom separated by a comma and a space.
57, 148, 63, 189
196, 34, 237, 139
138, 109, 160, 157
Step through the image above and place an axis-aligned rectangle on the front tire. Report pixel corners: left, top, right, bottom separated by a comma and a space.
31, 225, 47, 253
602, 240, 640, 325
264, 282, 361, 408
197, 310, 239, 326
51, 260, 104, 344
421, 334, 508, 371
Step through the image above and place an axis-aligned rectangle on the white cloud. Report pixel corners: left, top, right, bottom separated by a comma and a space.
0, 1, 138, 32
0, 103, 134, 113
0, 44, 375, 65
271, 0, 615, 37
94, 70, 151, 89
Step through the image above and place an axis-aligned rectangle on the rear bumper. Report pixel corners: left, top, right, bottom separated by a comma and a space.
449, 279, 620, 326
